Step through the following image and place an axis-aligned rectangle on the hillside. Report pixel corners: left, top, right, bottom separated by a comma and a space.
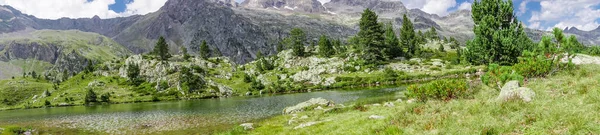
0, 30, 132, 79
0, 37, 477, 110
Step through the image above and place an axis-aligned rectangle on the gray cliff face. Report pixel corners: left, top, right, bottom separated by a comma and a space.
51, 51, 91, 74
0, 42, 59, 63
241, 0, 326, 13
325, 0, 409, 17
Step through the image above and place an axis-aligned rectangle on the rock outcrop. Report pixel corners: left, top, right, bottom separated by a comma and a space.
283, 98, 334, 114
497, 81, 536, 102
241, 0, 326, 13
240, 123, 254, 130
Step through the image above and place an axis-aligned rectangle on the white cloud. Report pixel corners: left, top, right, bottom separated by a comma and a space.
458, 2, 472, 11
122, 0, 168, 16
401, 0, 457, 16
528, 0, 600, 31
0, 0, 166, 19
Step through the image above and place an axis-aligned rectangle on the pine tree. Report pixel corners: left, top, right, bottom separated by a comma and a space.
127, 62, 141, 85
438, 44, 445, 52
383, 23, 403, 59
425, 27, 438, 40
84, 59, 94, 74
400, 14, 417, 58
276, 40, 285, 52
153, 36, 171, 61
180, 67, 205, 93
553, 28, 565, 48
466, 0, 531, 65
256, 51, 263, 59
566, 35, 584, 53
416, 31, 426, 45
358, 8, 386, 63
449, 37, 460, 49
199, 40, 210, 59
181, 46, 191, 61
62, 70, 69, 81
84, 88, 97, 104
318, 35, 334, 57
332, 39, 345, 55
289, 28, 306, 57
31, 71, 37, 79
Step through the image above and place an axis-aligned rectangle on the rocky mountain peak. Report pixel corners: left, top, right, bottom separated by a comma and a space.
207, 0, 239, 7
241, 0, 326, 13
324, 0, 408, 17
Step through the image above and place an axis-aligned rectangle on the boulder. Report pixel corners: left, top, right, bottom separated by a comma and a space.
369, 115, 385, 119
294, 121, 318, 129
395, 99, 403, 103
240, 123, 254, 130
497, 80, 536, 102
383, 102, 394, 107
87, 80, 105, 87
283, 98, 334, 114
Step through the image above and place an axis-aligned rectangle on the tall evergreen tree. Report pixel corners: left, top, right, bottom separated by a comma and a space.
566, 35, 584, 53
84, 88, 97, 104
383, 23, 403, 59
416, 31, 426, 45
449, 37, 460, 49
318, 35, 335, 57
357, 8, 386, 63
466, 0, 532, 65
126, 62, 142, 85
332, 39, 343, 55
425, 27, 438, 40
153, 36, 171, 61
199, 40, 210, 59
181, 46, 191, 61
289, 28, 307, 57
400, 14, 417, 58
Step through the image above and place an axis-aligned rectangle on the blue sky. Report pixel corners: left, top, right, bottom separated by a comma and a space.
107, 0, 128, 13
2, 0, 600, 31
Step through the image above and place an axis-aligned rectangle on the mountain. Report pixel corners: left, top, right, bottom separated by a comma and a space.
1, 0, 600, 65
241, 0, 326, 13
563, 26, 600, 46
0, 29, 131, 79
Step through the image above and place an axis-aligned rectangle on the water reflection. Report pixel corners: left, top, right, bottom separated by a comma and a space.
0, 87, 404, 134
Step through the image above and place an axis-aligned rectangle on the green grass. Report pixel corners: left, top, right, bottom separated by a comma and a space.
222, 64, 600, 134
0, 78, 52, 110
0, 30, 131, 62
0, 59, 53, 80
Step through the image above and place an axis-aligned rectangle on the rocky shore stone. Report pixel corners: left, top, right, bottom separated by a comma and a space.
283, 98, 334, 114
369, 115, 385, 119
240, 123, 254, 130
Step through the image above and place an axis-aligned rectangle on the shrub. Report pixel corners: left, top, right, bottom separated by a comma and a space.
84, 88, 97, 104
100, 93, 111, 102
584, 46, 600, 56
383, 68, 398, 79
513, 51, 573, 77
44, 100, 51, 106
3, 126, 27, 135
343, 65, 357, 72
406, 79, 470, 102
406, 60, 419, 66
243, 73, 252, 83
481, 64, 524, 89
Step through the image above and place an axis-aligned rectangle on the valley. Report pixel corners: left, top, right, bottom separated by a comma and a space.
1, 0, 600, 134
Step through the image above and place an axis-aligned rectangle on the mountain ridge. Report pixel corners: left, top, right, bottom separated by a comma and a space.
0, 0, 599, 64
